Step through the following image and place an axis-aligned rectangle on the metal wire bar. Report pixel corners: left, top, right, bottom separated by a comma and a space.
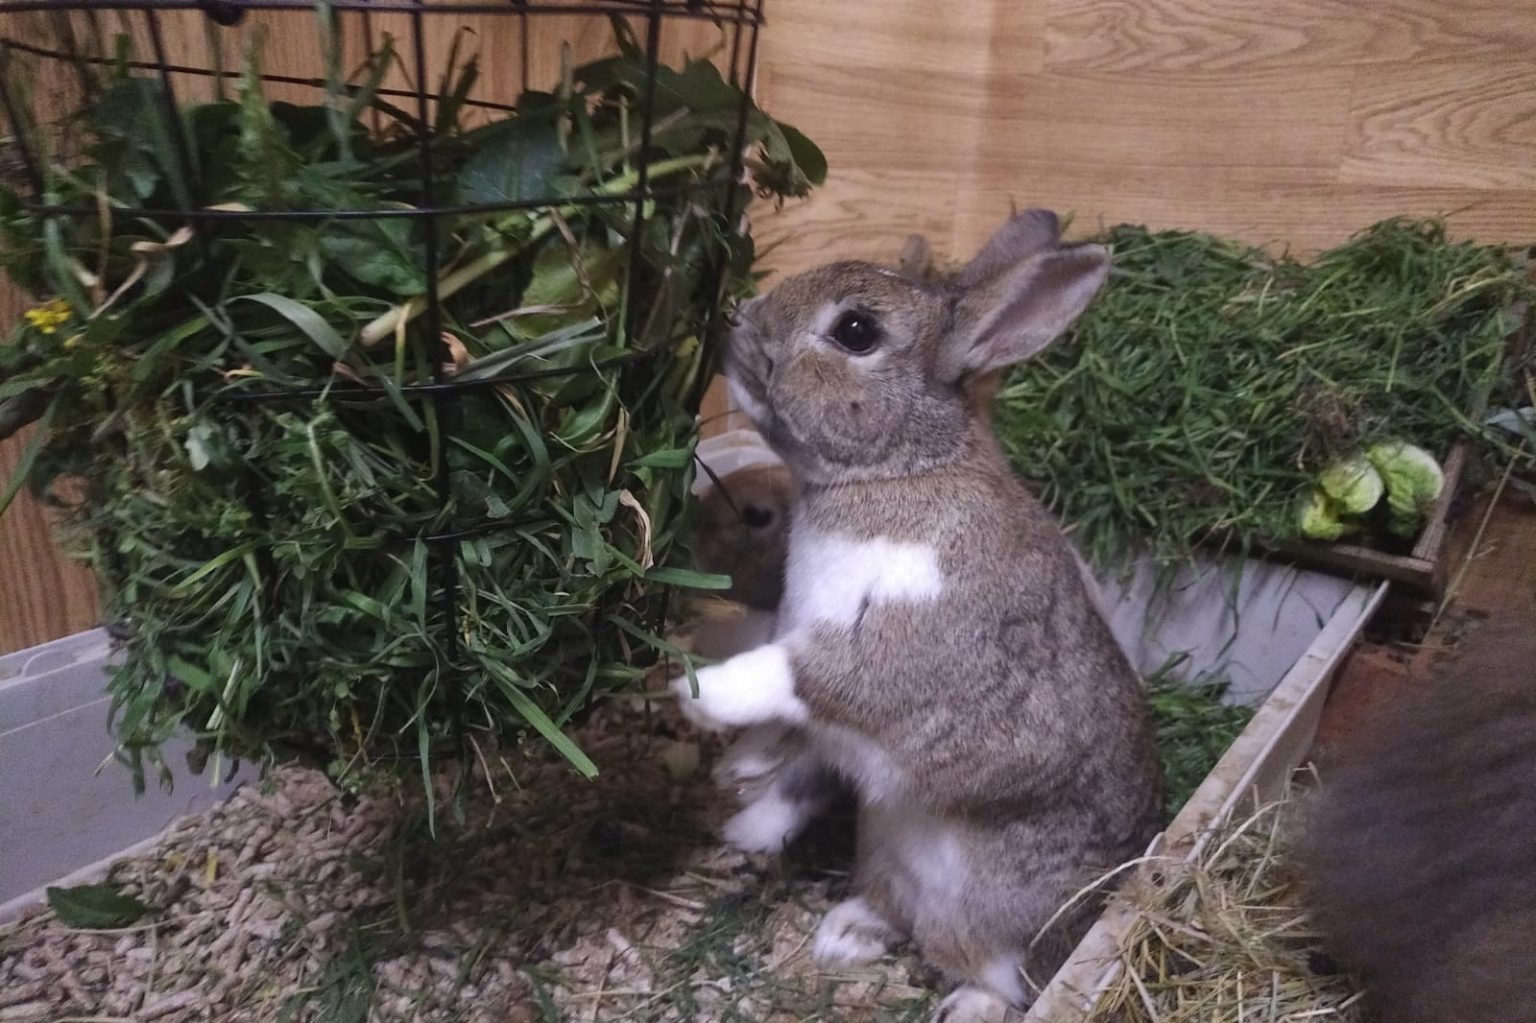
0, 0, 763, 24
10, 177, 726, 221
212, 354, 643, 402
406, 0, 468, 767
0, 36, 525, 115
2, 0, 767, 773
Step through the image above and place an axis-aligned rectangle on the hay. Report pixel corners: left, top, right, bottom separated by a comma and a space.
0, 676, 936, 1023
0, 21, 824, 798
1085, 782, 1366, 1023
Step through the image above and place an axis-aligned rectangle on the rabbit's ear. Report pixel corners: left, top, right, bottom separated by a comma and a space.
946, 231, 1108, 379
955, 209, 1061, 289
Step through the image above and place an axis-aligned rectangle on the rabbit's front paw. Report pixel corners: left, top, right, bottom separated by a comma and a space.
812, 897, 902, 966
672, 643, 808, 731
722, 789, 814, 853
932, 987, 1010, 1023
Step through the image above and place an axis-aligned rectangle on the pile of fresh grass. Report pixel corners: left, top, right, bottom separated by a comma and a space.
0, 15, 823, 796
1086, 784, 1364, 1022
1142, 663, 1253, 816
995, 220, 1531, 567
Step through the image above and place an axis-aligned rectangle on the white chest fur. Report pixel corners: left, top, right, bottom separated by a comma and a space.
780, 527, 944, 806
780, 527, 945, 631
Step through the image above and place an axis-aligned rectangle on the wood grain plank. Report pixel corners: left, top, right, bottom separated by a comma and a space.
749, 167, 962, 278
766, 0, 1044, 73
970, 66, 1355, 178
755, 172, 1536, 280
0, 425, 102, 656
954, 177, 1536, 261
756, 61, 993, 176
1047, 0, 1536, 73
1047, 0, 1369, 72
1342, 60, 1536, 191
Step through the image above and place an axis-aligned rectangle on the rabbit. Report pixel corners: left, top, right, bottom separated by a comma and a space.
1296, 619, 1536, 1023
691, 461, 847, 851
691, 455, 1123, 856
695, 462, 797, 613
671, 209, 1165, 1021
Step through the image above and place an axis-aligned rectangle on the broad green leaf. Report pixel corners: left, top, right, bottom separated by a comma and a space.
778, 122, 828, 185
0, 399, 53, 517
167, 657, 217, 693
46, 883, 151, 929
513, 244, 622, 338
0, 389, 48, 443
319, 219, 426, 297
630, 447, 694, 469
456, 118, 567, 206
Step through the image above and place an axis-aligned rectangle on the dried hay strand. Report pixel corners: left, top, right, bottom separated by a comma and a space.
1086, 782, 1366, 1023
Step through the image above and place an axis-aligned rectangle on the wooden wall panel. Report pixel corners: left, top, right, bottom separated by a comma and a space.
0, 280, 101, 654
1342, 62, 1536, 190
753, 0, 1536, 273
1044, 0, 1536, 72
0, 426, 101, 655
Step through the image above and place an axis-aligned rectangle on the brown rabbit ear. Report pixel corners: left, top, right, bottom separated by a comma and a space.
946, 239, 1109, 380
955, 209, 1062, 289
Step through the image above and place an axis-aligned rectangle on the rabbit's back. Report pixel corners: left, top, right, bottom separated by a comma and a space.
1300, 622, 1536, 1023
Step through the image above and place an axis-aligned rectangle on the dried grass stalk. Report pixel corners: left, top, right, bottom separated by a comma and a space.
1086, 783, 1365, 1023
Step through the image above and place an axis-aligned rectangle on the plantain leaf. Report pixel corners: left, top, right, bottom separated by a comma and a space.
456, 118, 568, 206
319, 218, 426, 297
46, 883, 151, 929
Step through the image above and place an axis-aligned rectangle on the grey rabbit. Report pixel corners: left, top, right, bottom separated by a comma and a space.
672, 210, 1164, 1020
1297, 619, 1536, 1023
692, 461, 847, 851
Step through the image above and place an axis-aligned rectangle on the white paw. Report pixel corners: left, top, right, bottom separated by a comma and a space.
932, 986, 1010, 1023
721, 790, 812, 853
672, 644, 808, 732
812, 897, 901, 967
978, 956, 1026, 1007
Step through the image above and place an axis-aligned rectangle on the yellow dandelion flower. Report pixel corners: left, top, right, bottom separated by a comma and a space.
24, 298, 72, 335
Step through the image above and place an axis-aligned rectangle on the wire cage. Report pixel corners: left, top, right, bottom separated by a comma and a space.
0, 0, 815, 795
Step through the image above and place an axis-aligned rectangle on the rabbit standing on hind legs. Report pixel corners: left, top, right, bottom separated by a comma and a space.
672, 210, 1164, 1020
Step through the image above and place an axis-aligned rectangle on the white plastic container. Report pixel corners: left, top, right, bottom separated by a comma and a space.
0, 629, 247, 920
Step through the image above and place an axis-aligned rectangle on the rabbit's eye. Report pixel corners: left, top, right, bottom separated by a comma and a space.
831, 309, 881, 355
742, 504, 775, 529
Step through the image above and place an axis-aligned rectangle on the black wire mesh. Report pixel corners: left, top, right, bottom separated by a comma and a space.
0, 0, 767, 774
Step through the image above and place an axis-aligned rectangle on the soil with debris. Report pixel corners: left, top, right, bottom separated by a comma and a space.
0, 692, 943, 1023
